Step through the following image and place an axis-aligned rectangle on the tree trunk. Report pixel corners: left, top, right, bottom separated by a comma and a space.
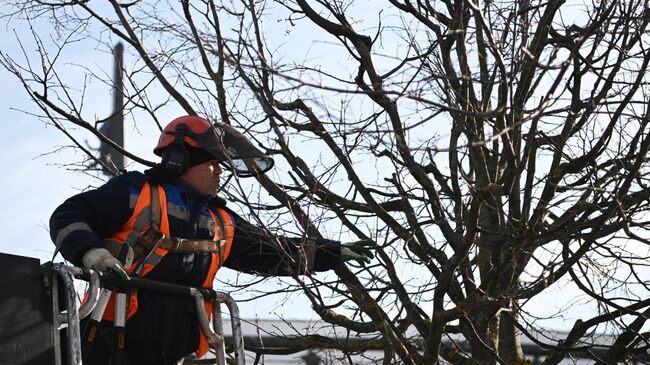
499, 303, 526, 364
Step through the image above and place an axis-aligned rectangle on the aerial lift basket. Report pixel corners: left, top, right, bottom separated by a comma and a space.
0, 252, 245, 365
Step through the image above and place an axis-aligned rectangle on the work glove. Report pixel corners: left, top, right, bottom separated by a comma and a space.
81, 247, 130, 280
340, 239, 375, 265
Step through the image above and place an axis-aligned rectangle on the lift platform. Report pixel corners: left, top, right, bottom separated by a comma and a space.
0, 252, 244, 365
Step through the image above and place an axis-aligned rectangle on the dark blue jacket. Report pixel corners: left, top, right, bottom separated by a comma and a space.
50, 168, 340, 359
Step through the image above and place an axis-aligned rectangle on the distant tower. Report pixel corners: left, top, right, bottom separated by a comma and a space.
98, 42, 125, 175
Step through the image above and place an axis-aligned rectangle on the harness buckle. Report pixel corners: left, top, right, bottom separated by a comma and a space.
171, 237, 183, 251
133, 234, 167, 276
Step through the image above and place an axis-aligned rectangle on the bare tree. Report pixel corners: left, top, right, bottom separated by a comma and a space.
2, 0, 650, 364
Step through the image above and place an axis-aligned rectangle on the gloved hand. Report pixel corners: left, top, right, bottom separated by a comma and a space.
340, 239, 375, 265
81, 247, 130, 280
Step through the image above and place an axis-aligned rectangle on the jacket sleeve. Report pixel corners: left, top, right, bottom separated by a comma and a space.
49, 174, 136, 266
223, 210, 341, 276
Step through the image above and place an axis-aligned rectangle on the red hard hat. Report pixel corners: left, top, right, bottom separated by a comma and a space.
153, 115, 213, 156
153, 115, 274, 177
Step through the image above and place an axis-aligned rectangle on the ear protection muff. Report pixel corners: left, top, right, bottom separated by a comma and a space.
161, 124, 189, 175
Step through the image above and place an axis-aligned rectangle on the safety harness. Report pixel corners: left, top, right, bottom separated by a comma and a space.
105, 181, 231, 275
83, 181, 233, 359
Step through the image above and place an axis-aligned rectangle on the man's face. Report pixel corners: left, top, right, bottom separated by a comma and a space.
180, 160, 223, 197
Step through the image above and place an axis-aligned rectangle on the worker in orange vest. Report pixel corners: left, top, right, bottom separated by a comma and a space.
50, 115, 374, 364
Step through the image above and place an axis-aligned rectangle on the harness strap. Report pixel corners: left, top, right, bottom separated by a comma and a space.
149, 184, 161, 232
127, 184, 164, 264
211, 207, 227, 265
103, 184, 163, 271
157, 238, 227, 254
122, 189, 153, 249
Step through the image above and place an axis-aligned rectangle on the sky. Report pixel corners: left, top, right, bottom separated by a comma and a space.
0, 1, 623, 332
0, 63, 308, 319
0, 15, 324, 320
0, 34, 118, 260
0, 72, 80, 261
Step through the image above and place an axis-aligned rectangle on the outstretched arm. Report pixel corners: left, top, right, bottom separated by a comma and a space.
222, 210, 341, 276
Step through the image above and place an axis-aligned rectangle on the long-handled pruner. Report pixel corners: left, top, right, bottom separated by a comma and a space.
110, 247, 133, 365
81, 287, 112, 363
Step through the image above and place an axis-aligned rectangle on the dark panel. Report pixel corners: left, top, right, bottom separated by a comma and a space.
0, 253, 55, 364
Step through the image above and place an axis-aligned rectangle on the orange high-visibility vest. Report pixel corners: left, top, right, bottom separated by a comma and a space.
97, 181, 234, 357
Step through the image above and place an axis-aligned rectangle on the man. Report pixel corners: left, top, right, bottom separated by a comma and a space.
50, 115, 373, 364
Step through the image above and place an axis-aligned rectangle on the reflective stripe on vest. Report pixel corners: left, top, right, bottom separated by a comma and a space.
90, 181, 234, 359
